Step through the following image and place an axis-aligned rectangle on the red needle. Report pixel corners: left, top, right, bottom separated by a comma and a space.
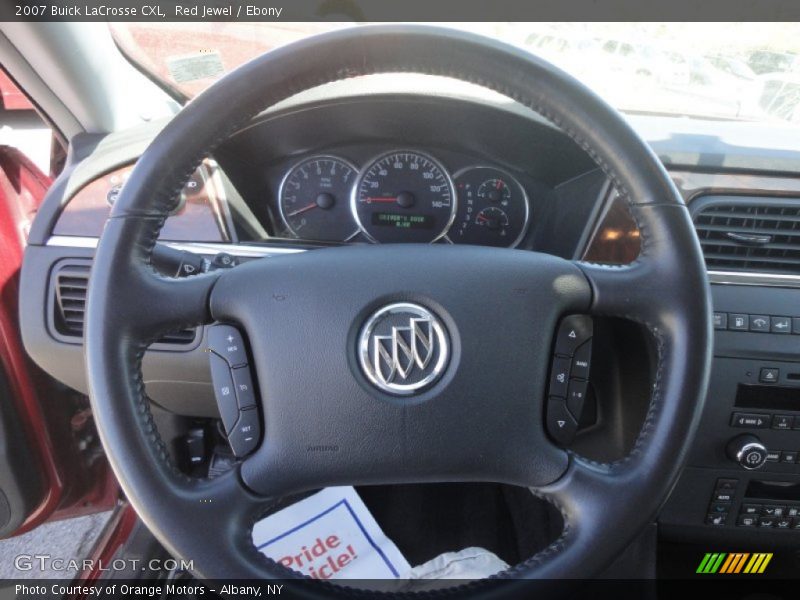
365, 197, 397, 203
286, 202, 317, 217
476, 214, 489, 222
495, 180, 503, 190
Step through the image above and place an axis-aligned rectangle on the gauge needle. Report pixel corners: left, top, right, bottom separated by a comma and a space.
365, 197, 397, 203
476, 214, 489, 222
286, 202, 318, 217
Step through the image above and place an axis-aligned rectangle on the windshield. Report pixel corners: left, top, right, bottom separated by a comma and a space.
110, 22, 800, 124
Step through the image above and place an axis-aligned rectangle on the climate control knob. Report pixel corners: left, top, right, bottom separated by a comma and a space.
727, 435, 768, 470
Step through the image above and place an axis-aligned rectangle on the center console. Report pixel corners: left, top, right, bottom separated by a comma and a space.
659, 281, 800, 542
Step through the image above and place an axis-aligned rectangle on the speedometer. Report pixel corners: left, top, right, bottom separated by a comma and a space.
352, 151, 455, 243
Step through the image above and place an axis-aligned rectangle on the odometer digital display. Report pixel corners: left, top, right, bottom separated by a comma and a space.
352, 150, 455, 243
371, 212, 436, 230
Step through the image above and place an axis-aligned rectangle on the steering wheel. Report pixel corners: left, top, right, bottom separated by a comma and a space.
85, 25, 711, 590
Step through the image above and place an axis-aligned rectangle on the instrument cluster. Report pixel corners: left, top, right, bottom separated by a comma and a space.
276, 150, 530, 247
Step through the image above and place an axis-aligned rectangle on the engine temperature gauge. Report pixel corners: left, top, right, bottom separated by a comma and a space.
475, 206, 510, 232
452, 167, 529, 247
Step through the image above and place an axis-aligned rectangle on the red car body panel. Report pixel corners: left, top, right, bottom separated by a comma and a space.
0, 71, 35, 111
77, 503, 137, 586
0, 146, 118, 534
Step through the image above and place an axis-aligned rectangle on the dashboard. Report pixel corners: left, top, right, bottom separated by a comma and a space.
17, 82, 800, 551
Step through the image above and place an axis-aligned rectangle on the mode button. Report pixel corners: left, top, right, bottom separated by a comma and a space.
730, 412, 770, 429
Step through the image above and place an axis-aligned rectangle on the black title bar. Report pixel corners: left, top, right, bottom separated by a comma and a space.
3, 0, 800, 22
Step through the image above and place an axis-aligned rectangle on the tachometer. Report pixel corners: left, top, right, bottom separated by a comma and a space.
352, 151, 455, 243
452, 166, 529, 247
278, 155, 359, 242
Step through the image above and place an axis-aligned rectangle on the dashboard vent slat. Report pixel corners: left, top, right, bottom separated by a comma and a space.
52, 261, 197, 346
693, 197, 800, 276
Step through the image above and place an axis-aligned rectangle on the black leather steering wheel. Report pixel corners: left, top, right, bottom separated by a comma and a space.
85, 25, 712, 590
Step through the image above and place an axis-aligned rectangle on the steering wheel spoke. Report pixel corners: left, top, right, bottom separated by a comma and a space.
574, 261, 658, 320
88, 215, 221, 345
131, 268, 221, 343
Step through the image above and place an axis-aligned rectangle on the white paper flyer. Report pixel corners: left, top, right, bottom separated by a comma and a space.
251, 486, 411, 580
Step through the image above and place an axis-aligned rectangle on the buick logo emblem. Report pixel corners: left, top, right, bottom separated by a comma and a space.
358, 303, 449, 395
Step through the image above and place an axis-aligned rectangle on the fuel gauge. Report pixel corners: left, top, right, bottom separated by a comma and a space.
477, 178, 511, 204
452, 167, 529, 247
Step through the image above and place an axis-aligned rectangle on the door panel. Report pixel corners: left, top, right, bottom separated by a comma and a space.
0, 144, 58, 535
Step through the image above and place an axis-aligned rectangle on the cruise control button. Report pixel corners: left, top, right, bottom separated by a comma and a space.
570, 341, 592, 380
231, 366, 257, 408
771, 316, 791, 334
554, 315, 592, 357
547, 397, 577, 446
212, 252, 238, 269
749, 315, 770, 332
208, 353, 239, 434
549, 357, 571, 397
228, 408, 260, 457
208, 324, 248, 367
731, 412, 769, 429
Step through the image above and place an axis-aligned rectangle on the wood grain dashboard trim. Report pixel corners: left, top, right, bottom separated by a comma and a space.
583, 170, 800, 265
52, 160, 231, 242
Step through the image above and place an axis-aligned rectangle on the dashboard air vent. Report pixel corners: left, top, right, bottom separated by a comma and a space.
54, 263, 90, 337
692, 197, 800, 276
52, 260, 198, 346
